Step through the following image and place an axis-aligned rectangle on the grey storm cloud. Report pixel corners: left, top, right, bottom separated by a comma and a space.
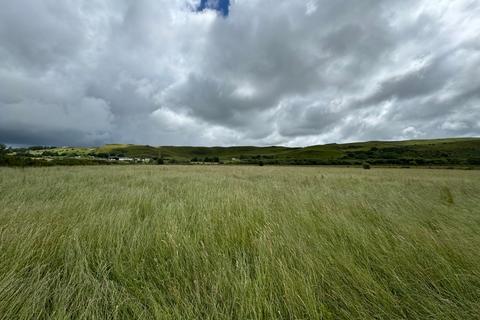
0, 0, 479, 146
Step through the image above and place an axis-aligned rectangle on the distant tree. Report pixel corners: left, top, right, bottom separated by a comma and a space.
0, 144, 6, 165
96, 153, 110, 158
213, 156, 220, 163
157, 152, 164, 164
467, 158, 480, 165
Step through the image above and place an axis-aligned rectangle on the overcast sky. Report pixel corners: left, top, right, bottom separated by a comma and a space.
1, 0, 479, 147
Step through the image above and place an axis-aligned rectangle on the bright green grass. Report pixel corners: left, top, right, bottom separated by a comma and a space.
0, 166, 479, 319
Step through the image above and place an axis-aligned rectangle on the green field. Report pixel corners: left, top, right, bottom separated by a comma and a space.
1, 166, 480, 319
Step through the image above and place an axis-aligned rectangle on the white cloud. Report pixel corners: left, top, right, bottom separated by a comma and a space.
0, 0, 479, 146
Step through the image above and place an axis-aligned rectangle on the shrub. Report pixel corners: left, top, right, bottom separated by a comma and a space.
362, 162, 371, 170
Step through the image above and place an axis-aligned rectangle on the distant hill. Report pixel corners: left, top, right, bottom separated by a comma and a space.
92, 138, 480, 166
3, 138, 479, 167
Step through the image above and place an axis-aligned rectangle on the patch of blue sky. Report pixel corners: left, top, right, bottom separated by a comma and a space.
196, 0, 230, 16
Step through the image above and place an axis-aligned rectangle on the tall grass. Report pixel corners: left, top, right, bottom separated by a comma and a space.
0, 166, 479, 319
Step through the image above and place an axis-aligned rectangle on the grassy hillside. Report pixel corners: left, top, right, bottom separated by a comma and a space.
0, 166, 479, 319
96, 138, 480, 165
5, 138, 479, 166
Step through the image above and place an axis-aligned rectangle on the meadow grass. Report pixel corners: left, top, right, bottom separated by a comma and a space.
0, 166, 479, 319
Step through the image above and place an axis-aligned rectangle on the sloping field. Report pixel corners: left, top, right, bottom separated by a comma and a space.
94, 138, 480, 163
23, 138, 480, 165
0, 166, 479, 319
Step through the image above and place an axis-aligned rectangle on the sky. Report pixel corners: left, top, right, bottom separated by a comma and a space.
0, 0, 479, 147
196, 0, 230, 16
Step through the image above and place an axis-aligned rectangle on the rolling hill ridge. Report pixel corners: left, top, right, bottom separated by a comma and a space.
94, 138, 480, 166
2, 138, 480, 166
